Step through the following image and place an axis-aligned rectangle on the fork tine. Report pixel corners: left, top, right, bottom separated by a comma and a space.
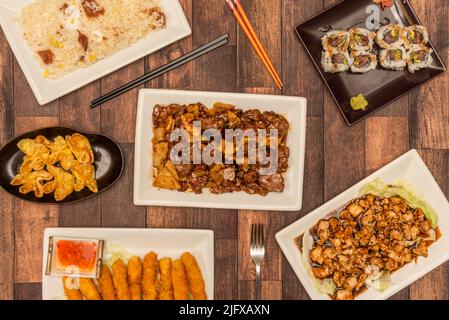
251, 224, 256, 248
257, 223, 262, 248
260, 223, 264, 247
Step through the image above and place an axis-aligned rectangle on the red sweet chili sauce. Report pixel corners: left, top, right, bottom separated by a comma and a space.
56, 240, 97, 272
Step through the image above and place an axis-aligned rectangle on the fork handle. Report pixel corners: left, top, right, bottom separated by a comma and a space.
255, 264, 261, 300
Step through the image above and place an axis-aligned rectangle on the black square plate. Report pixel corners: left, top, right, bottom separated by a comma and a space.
295, 0, 446, 125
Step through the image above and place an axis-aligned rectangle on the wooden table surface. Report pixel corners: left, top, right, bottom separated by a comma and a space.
1, 0, 448, 300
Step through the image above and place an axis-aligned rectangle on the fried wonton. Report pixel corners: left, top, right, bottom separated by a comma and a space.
17, 138, 52, 173
10, 170, 53, 198
50, 136, 76, 170
43, 165, 75, 201
66, 133, 94, 164
71, 162, 98, 193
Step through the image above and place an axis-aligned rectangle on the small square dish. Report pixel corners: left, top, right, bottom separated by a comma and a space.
0, 0, 191, 105
295, 0, 446, 125
276, 150, 449, 300
42, 228, 214, 300
134, 89, 307, 211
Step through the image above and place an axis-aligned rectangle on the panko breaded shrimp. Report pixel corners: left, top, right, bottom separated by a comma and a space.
112, 259, 131, 300
79, 278, 101, 300
98, 265, 116, 300
181, 252, 207, 300
62, 277, 82, 300
158, 258, 174, 300
127, 256, 143, 300
142, 251, 159, 300
171, 259, 190, 300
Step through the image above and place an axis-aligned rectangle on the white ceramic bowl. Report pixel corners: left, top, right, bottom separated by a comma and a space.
134, 89, 307, 211
0, 0, 191, 105
276, 149, 449, 300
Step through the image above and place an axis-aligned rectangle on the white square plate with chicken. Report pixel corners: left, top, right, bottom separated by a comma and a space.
276, 149, 449, 300
0, 0, 191, 105
42, 228, 214, 300
134, 89, 307, 211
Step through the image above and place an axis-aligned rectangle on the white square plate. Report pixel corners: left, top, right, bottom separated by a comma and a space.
42, 228, 214, 300
0, 0, 191, 105
276, 149, 449, 300
134, 89, 307, 211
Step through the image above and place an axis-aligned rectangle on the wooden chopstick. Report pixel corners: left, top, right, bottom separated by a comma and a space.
90, 34, 230, 109
226, 0, 283, 89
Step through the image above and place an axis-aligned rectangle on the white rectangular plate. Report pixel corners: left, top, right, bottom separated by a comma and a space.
134, 89, 307, 211
276, 149, 449, 300
42, 228, 214, 300
0, 0, 191, 105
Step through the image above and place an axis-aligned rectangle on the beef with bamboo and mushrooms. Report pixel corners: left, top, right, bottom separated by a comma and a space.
152, 102, 290, 195
300, 194, 439, 300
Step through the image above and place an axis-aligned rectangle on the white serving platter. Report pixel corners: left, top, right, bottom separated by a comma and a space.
276, 149, 449, 300
134, 89, 307, 211
0, 0, 191, 105
42, 228, 214, 300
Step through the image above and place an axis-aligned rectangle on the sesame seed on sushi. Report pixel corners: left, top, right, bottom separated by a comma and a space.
379, 47, 408, 71
407, 46, 433, 73
350, 51, 378, 73
349, 28, 376, 51
376, 25, 405, 49
321, 51, 352, 73
321, 30, 350, 53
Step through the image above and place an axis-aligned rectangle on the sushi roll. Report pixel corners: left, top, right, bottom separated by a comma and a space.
350, 51, 377, 73
407, 45, 433, 73
376, 25, 405, 49
379, 47, 407, 71
404, 25, 429, 49
349, 28, 376, 51
321, 30, 350, 53
321, 51, 352, 73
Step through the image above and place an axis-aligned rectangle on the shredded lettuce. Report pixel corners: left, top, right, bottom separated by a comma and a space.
360, 178, 438, 228
365, 271, 391, 292
103, 242, 134, 267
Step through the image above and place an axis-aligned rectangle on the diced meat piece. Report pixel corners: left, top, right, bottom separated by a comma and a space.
316, 220, 330, 241
259, 174, 284, 193
37, 49, 55, 65
412, 241, 428, 257
146, 7, 166, 29
312, 267, 331, 279
263, 112, 290, 139
419, 220, 431, 234
77, 30, 89, 51
81, 0, 105, 18
333, 289, 353, 300
310, 246, 324, 265
343, 276, 358, 291
348, 203, 364, 218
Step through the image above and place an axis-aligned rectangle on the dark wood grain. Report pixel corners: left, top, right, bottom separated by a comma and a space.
0, 0, 448, 301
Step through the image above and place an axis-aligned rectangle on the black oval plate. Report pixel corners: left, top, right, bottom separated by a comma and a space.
0, 127, 124, 204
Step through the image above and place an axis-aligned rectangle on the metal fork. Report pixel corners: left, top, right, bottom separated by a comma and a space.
250, 223, 265, 300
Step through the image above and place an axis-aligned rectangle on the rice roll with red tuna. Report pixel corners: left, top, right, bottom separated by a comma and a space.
408, 46, 433, 73
321, 30, 350, 53
380, 47, 407, 71
404, 25, 429, 49
349, 28, 376, 51
350, 51, 377, 73
321, 51, 352, 73
376, 25, 405, 49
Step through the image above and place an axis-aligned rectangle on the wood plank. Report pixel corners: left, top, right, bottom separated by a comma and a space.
237, 211, 282, 281
238, 280, 282, 300
13, 59, 59, 116
410, 150, 449, 300
375, 95, 409, 117
195, 209, 238, 239
100, 144, 145, 228
409, 0, 449, 149
14, 116, 59, 136
215, 239, 237, 300
365, 117, 409, 173
14, 200, 58, 283
100, 60, 145, 144
237, 0, 282, 90
0, 28, 15, 300
14, 283, 42, 300
147, 207, 194, 229
282, 0, 324, 116
283, 117, 324, 300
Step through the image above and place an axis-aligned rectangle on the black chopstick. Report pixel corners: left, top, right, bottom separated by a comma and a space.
90, 34, 230, 109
